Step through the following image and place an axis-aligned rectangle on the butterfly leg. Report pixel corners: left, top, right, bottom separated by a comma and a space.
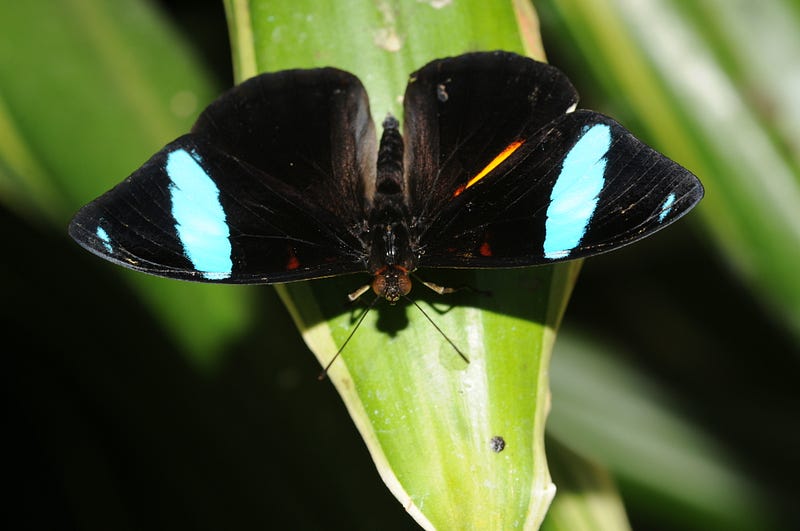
420, 280, 458, 295
419, 279, 492, 297
348, 283, 371, 302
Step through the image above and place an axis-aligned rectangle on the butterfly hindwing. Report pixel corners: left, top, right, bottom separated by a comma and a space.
414, 110, 704, 267
192, 67, 377, 230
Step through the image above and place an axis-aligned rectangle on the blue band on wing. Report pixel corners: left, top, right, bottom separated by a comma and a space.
166, 148, 233, 280
544, 123, 612, 259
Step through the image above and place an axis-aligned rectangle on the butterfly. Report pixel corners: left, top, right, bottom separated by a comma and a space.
69, 51, 703, 310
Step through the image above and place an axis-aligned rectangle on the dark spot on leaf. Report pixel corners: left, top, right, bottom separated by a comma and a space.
490, 435, 505, 453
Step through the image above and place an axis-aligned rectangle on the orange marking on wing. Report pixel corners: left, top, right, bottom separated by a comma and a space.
453, 140, 524, 198
479, 241, 492, 257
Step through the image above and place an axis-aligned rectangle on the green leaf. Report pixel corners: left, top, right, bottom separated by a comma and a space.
0, 0, 255, 365
542, 438, 631, 531
537, 0, 800, 340
224, 0, 582, 527
548, 332, 774, 531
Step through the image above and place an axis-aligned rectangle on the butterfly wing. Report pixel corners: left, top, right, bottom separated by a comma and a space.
403, 51, 579, 226
192, 67, 377, 230
69, 68, 376, 283
403, 53, 703, 267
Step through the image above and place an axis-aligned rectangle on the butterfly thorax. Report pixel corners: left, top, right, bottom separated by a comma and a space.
366, 115, 416, 303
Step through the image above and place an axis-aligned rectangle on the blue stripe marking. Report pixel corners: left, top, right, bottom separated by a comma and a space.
96, 226, 113, 253
166, 148, 232, 280
544, 124, 612, 259
658, 193, 676, 222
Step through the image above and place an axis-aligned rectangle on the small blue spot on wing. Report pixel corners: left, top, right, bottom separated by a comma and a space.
166, 148, 233, 280
544, 124, 612, 259
96, 226, 113, 253
658, 193, 676, 223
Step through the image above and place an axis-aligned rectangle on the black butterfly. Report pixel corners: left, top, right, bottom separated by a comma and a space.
69, 51, 703, 306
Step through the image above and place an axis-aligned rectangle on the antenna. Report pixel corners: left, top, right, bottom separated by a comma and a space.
404, 296, 470, 364
318, 294, 470, 380
317, 295, 380, 380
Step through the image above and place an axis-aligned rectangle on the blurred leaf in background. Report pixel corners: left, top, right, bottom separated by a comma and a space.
538, 0, 800, 340
2, 0, 798, 530
0, 0, 256, 367
537, 0, 800, 529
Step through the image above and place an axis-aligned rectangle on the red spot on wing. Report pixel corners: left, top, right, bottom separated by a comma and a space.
286, 247, 300, 270
479, 241, 492, 257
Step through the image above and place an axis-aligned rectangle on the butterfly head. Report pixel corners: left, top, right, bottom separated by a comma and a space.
372, 265, 412, 304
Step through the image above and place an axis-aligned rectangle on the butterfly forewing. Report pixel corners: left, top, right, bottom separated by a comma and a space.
414, 110, 703, 267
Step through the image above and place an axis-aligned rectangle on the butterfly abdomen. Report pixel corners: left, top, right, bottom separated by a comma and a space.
365, 115, 416, 301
